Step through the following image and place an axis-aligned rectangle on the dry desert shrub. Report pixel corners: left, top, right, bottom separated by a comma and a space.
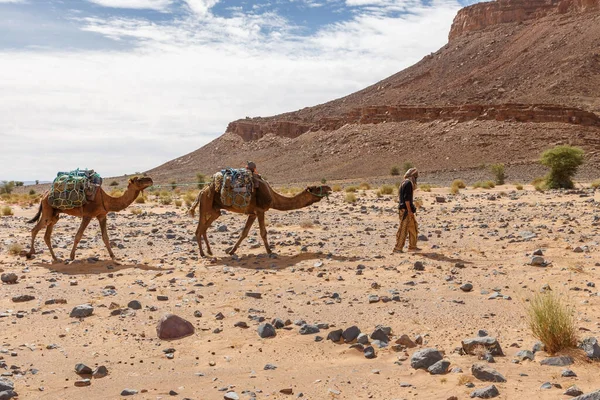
109, 188, 123, 197
300, 219, 314, 229
378, 185, 394, 195
174, 199, 182, 207
331, 184, 342, 192
472, 180, 495, 189
527, 292, 578, 354
490, 163, 505, 185
419, 184, 432, 192
345, 193, 357, 203
345, 186, 358, 193
1, 206, 13, 216
359, 182, 371, 190
8, 243, 22, 255
183, 191, 197, 207
135, 193, 146, 204
130, 208, 143, 215
515, 183, 524, 190
457, 375, 473, 386
591, 180, 600, 189
452, 179, 466, 189
390, 166, 401, 176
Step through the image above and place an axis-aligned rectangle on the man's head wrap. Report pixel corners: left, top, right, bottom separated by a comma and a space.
404, 167, 418, 187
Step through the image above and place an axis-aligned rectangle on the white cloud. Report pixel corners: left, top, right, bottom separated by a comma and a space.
183, 0, 220, 17
0, 0, 463, 180
86, 0, 173, 11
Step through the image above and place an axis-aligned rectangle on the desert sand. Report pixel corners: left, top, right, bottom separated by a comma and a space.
1, 184, 599, 399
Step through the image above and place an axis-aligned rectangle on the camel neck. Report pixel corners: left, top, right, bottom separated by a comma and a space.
270, 188, 318, 211
103, 186, 140, 212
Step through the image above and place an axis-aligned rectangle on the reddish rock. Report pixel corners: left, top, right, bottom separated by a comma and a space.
156, 314, 195, 340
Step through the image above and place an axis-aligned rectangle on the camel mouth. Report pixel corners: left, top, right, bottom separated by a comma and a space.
307, 185, 332, 197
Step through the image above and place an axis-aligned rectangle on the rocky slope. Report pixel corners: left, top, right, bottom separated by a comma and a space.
148, 0, 600, 184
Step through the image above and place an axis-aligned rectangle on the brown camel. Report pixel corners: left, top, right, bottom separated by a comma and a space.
188, 179, 332, 257
26, 176, 154, 262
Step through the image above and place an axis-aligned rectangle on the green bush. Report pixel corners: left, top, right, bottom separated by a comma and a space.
321, 178, 327, 184
490, 163, 505, 185
196, 173, 207, 189
0, 181, 15, 195
109, 181, 119, 186
390, 166, 400, 176
401, 161, 414, 176
527, 292, 577, 354
540, 145, 584, 189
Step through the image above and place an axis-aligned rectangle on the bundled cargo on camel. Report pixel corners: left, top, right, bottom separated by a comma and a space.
48, 169, 103, 210
213, 168, 255, 210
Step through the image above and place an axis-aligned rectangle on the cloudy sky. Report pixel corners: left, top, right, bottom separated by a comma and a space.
0, 0, 483, 181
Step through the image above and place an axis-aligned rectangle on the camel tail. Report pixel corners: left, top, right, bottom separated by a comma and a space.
27, 201, 42, 224
188, 190, 202, 218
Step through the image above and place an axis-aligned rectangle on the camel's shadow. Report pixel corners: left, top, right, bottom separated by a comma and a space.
214, 251, 357, 271
33, 259, 171, 275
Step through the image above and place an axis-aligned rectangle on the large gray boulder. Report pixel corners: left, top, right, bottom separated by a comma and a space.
411, 348, 443, 370
462, 337, 503, 356
70, 304, 94, 318
470, 385, 500, 398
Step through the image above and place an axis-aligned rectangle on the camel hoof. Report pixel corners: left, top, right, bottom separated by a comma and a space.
25, 252, 34, 259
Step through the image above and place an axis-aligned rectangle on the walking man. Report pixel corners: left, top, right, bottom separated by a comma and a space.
394, 167, 420, 253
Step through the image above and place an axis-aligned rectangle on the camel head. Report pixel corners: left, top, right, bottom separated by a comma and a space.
305, 185, 332, 200
128, 176, 154, 191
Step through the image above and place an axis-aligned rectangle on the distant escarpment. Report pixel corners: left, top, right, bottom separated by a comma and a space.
227, 104, 600, 141
449, 0, 600, 40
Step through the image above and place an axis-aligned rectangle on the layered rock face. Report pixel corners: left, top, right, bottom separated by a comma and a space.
449, 0, 600, 40
226, 104, 600, 141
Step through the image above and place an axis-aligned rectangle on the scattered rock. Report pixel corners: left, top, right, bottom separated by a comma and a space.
156, 314, 195, 340
92, 366, 108, 378
75, 363, 93, 375
127, 300, 142, 310
471, 363, 506, 382
540, 356, 573, 366
12, 294, 34, 302
411, 348, 443, 370
299, 324, 320, 335
342, 326, 361, 342
580, 337, 600, 360
121, 389, 138, 396
565, 386, 584, 397
428, 359, 450, 375
257, 323, 276, 338
327, 329, 343, 342
1, 273, 18, 284
462, 337, 504, 356
70, 304, 94, 318
470, 384, 500, 398
460, 283, 473, 292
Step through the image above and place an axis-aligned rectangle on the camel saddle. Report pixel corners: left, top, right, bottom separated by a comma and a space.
49, 169, 103, 210
214, 168, 255, 209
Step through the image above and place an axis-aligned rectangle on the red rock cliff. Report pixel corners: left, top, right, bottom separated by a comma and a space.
449, 0, 600, 40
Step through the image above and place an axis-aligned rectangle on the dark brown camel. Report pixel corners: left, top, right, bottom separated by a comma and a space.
26, 176, 153, 262
188, 179, 331, 257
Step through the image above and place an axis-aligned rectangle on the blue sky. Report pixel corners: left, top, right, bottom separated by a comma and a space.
0, 0, 484, 181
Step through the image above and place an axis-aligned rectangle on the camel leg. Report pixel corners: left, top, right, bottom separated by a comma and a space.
229, 214, 256, 255
195, 212, 218, 258
43, 215, 60, 262
27, 203, 54, 258
70, 216, 92, 261
98, 215, 118, 263
257, 211, 272, 254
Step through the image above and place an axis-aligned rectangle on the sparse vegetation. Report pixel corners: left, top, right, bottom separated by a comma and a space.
109, 180, 119, 186
135, 193, 146, 204
540, 145, 585, 189
377, 185, 394, 195
332, 184, 342, 192
532, 176, 546, 192
419, 184, 434, 192
1, 206, 13, 216
590, 179, 600, 189
300, 219, 314, 229
183, 191, 197, 207
130, 208, 143, 215
8, 243, 22, 255
473, 180, 495, 189
359, 182, 371, 190
527, 292, 577, 354
321, 178, 327, 184
345, 186, 358, 193
28, 189, 36, 195
490, 163, 505, 185
452, 179, 466, 189
175, 199, 182, 207
170, 181, 177, 190
390, 166, 401, 176
515, 183, 524, 190
0, 181, 15, 195
196, 173, 207, 189
401, 161, 414, 176
109, 189, 123, 197
345, 193, 357, 203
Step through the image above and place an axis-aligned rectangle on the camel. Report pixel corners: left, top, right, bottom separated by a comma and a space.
26, 176, 154, 263
188, 178, 332, 257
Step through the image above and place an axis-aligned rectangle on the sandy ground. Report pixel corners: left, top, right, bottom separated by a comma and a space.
1, 185, 599, 400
